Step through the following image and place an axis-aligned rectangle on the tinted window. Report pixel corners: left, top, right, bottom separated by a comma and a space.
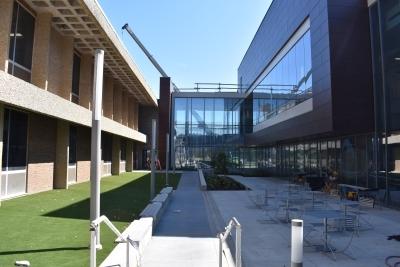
8, 2, 35, 82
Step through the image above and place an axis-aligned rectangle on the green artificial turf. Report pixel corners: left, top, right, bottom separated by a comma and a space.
0, 172, 180, 267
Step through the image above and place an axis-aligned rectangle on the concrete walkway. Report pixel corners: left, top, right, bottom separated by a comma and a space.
141, 171, 224, 267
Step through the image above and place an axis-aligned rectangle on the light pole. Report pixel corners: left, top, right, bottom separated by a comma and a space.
150, 119, 156, 199
90, 49, 104, 267
165, 133, 169, 186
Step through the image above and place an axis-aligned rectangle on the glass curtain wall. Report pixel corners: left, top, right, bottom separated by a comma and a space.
369, 0, 400, 206
239, 134, 376, 190
252, 30, 312, 126
173, 97, 242, 169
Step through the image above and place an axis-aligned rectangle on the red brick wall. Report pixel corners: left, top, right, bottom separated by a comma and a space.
26, 113, 57, 193
27, 163, 54, 193
77, 161, 90, 183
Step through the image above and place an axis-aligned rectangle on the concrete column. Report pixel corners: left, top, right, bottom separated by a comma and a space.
54, 120, 69, 189
111, 135, 121, 175
60, 36, 74, 100
126, 140, 134, 172
122, 91, 129, 126
31, 12, 52, 90
133, 102, 139, 130
0, 104, 4, 205
102, 76, 114, 118
158, 77, 172, 168
128, 98, 139, 130
0, 0, 13, 72
79, 54, 93, 110
113, 84, 122, 123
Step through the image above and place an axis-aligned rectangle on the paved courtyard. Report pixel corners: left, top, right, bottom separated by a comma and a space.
208, 175, 400, 267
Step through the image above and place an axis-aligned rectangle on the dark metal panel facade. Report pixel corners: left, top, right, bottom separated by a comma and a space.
239, 0, 374, 146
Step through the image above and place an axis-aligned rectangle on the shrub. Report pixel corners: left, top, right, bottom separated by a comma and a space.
214, 152, 228, 175
206, 175, 247, 191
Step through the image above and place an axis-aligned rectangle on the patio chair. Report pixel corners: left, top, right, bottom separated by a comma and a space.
325, 215, 358, 260
345, 202, 374, 231
247, 190, 265, 209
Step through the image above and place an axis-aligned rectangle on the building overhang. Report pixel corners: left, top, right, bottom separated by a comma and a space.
0, 71, 147, 143
25, 0, 157, 106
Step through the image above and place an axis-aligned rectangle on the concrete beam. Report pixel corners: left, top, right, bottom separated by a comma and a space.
0, 71, 147, 143
0, 0, 13, 72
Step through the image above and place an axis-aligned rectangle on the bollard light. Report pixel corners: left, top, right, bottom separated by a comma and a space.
291, 219, 303, 267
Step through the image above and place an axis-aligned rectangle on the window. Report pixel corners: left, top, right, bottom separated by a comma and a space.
69, 126, 77, 164
71, 53, 81, 103
121, 139, 127, 161
8, 1, 35, 82
252, 29, 312, 126
101, 133, 112, 162
2, 109, 28, 169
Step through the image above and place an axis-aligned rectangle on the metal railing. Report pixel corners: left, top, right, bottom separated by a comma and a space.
253, 87, 313, 125
219, 217, 242, 267
90, 215, 140, 267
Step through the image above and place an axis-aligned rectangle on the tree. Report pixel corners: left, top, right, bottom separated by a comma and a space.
214, 152, 228, 175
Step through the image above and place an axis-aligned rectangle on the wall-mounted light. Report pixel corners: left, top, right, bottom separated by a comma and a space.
10, 33, 22, 37
395, 57, 400, 61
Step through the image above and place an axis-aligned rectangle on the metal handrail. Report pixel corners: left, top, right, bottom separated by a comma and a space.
174, 82, 298, 93
219, 217, 242, 267
90, 215, 140, 267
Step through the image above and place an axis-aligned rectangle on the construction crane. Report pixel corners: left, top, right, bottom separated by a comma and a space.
122, 23, 178, 91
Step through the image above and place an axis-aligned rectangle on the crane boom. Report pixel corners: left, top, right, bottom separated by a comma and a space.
122, 23, 169, 78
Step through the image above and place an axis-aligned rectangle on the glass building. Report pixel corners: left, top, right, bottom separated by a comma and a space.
369, 0, 400, 205
167, 0, 400, 207
173, 97, 243, 169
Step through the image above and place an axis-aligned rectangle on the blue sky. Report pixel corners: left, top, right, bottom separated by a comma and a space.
98, 0, 272, 98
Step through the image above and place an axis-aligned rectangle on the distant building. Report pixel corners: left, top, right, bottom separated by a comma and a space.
163, 0, 400, 206
0, 0, 157, 199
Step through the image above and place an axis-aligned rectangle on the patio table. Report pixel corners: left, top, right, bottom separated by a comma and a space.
304, 209, 344, 254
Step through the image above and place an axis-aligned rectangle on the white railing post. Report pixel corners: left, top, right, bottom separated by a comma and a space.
90, 226, 97, 267
218, 217, 241, 267
235, 222, 242, 267
126, 237, 130, 267
90, 216, 141, 267
219, 233, 223, 267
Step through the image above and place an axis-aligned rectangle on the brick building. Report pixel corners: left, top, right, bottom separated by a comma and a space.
0, 0, 157, 199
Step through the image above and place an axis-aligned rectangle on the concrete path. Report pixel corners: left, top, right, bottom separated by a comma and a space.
141, 171, 225, 267
155, 171, 212, 237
